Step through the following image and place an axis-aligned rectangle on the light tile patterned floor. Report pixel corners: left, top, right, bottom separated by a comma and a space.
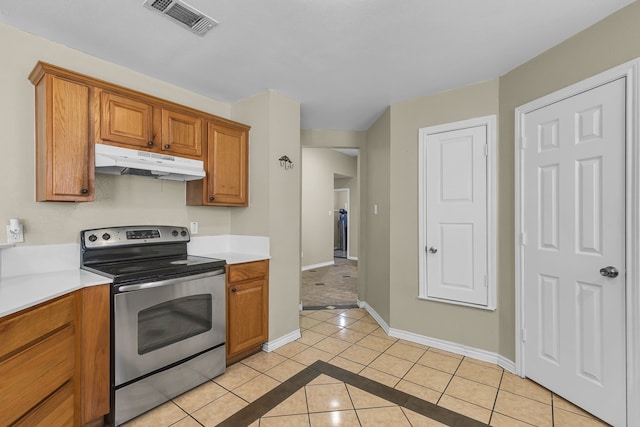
123, 308, 610, 426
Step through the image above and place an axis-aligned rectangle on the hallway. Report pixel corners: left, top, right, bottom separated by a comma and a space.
301, 259, 358, 309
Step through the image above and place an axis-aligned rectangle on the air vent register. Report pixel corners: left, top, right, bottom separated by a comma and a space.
143, 0, 218, 36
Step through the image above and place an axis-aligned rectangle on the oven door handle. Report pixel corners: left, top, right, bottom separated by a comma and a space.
115, 269, 225, 293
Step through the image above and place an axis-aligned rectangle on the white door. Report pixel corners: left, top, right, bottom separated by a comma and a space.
425, 125, 488, 306
522, 78, 626, 426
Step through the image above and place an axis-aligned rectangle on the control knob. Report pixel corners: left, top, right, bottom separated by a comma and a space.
88, 234, 97, 242
181, 230, 187, 237
102, 233, 111, 241
172, 230, 179, 237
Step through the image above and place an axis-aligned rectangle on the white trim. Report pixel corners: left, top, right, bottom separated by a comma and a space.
418, 115, 497, 310
387, 327, 516, 374
359, 301, 390, 334
358, 299, 515, 373
514, 59, 640, 426
301, 260, 334, 271
348, 256, 358, 261
262, 329, 301, 352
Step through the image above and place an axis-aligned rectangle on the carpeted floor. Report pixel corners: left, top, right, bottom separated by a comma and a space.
301, 258, 358, 308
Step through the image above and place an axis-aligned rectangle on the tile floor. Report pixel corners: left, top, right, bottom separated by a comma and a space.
301, 259, 357, 308
123, 308, 610, 427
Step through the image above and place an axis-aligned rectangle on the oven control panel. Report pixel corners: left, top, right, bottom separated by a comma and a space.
81, 225, 190, 248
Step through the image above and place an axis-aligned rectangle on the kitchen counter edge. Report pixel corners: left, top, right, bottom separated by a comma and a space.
0, 269, 111, 319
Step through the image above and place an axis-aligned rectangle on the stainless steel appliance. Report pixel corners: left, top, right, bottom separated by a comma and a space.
80, 225, 226, 426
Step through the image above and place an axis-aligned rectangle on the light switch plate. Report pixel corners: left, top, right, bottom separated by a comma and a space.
190, 221, 199, 234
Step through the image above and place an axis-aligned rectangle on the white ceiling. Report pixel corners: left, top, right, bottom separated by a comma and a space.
0, 0, 633, 130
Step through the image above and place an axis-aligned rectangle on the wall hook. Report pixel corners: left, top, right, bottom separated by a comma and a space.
279, 155, 294, 170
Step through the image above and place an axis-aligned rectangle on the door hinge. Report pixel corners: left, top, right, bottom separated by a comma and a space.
521, 328, 527, 342
520, 231, 527, 246
520, 136, 527, 150
484, 144, 488, 156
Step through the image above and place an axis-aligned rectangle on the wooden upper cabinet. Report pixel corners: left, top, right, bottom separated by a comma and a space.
161, 108, 203, 158
99, 91, 155, 149
187, 122, 249, 206
99, 91, 203, 159
32, 73, 94, 202
30, 62, 251, 206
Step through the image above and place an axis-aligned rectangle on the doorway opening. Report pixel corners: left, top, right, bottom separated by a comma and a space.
301, 147, 360, 310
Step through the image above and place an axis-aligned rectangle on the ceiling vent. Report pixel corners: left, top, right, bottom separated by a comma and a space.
143, 0, 218, 36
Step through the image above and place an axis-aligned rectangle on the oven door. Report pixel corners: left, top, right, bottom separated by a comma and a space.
113, 269, 225, 386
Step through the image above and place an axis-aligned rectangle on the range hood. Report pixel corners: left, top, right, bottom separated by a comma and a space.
95, 143, 205, 181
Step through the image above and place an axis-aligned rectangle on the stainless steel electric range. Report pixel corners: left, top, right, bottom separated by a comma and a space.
80, 225, 226, 426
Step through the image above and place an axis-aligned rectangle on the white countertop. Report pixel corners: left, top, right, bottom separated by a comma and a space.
0, 269, 111, 318
0, 234, 270, 319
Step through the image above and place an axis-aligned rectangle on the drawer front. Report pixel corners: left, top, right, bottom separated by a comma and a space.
0, 295, 74, 360
0, 326, 75, 426
228, 260, 268, 284
13, 381, 74, 427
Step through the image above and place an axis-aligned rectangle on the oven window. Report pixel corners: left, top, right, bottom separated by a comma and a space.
138, 294, 212, 355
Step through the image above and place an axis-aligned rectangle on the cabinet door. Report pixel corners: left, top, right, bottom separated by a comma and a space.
161, 109, 203, 159
227, 278, 268, 359
0, 327, 75, 426
100, 91, 155, 149
36, 76, 93, 201
206, 123, 248, 206
13, 381, 74, 427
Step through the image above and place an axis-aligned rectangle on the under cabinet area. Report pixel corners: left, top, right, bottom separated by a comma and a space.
29, 61, 250, 206
0, 285, 110, 427
187, 121, 249, 207
226, 260, 269, 364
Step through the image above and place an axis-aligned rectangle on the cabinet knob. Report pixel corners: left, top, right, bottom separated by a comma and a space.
231, 288, 237, 293
81, 188, 88, 195
147, 141, 154, 147
209, 196, 215, 202
164, 144, 171, 149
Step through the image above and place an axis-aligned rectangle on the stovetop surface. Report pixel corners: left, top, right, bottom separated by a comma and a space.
87, 255, 224, 276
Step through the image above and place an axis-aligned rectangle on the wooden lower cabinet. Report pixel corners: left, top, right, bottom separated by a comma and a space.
0, 285, 110, 427
226, 260, 269, 364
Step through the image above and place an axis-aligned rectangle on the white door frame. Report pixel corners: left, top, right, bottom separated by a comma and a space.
418, 115, 497, 310
515, 59, 640, 425
334, 187, 350, 259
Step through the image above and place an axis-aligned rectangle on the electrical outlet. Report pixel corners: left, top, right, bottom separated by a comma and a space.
6, 225, 24, 243
190, 221, 199, 234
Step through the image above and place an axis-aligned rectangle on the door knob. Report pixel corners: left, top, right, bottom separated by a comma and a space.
428, 246, 438, 254
599, 266, 619, 278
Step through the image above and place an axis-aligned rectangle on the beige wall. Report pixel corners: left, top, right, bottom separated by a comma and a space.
385, 80, 500, 350
233, 91, 301, 340
363, 0, 640, 360
0, 24, 232, 245
301, 148, 357, 267
497, 0, 640, 360
364, 108, 391, 322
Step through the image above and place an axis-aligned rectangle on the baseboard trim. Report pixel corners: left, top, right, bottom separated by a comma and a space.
348, 256, 358, 261
301, 261, 334, 271
356, 300, 516, 374
262, 329, 301, 352
358, 301, 390, 335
